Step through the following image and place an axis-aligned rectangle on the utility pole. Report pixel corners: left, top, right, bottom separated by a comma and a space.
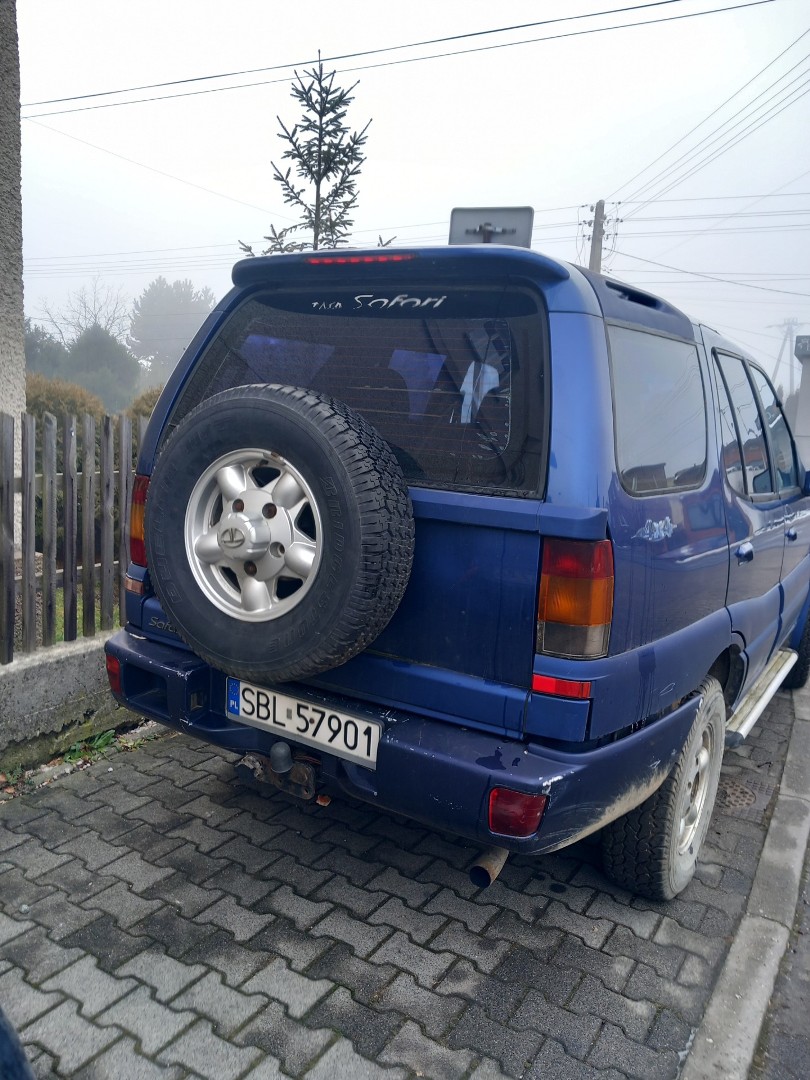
771, 318, 804, 397
588, 199, 606, 272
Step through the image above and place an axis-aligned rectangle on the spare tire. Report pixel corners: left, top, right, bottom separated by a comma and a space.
145, 384, 415, 684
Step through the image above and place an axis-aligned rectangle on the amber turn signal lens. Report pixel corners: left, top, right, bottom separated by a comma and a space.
537, 538, 614, 659
130, 475, 150, 567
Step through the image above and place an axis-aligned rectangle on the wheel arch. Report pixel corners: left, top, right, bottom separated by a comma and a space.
707, 644, 745, 716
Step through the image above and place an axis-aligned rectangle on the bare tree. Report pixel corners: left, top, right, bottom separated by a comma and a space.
40, 277, 130, 346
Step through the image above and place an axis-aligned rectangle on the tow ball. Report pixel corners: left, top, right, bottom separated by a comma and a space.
240, 743, 317, 801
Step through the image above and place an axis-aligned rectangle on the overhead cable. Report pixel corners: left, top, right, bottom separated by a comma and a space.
607, 24, 810, 202
619, 59, 810, 212
21, 1, 692, 107
21, 1, 776, 118
612, 250, 810, 297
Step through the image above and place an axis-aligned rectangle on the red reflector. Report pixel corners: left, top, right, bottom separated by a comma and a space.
542, 538, 613, 579
488, 788, 548, 838
124, 575, 145, 596
105, 654, 122, 695
130, 475, 150, 567
304, 253, 416, 265
532, 674, 592, 699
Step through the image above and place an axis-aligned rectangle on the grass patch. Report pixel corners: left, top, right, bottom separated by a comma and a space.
54, 592, 121, 643
63, 729, 117, 764
0, 721, 163, 799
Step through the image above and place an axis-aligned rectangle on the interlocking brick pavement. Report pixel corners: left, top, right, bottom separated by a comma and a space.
0, 690, 799, 1078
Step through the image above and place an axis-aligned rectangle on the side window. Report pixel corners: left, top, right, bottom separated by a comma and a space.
609, 325, 707, 495
715, 353, 772, 496
713, 363, 746, 496
749, 367, 798, 491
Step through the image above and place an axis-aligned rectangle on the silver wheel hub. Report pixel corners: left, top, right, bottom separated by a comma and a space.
677, 729, 713, 857
184, 448, 323, 622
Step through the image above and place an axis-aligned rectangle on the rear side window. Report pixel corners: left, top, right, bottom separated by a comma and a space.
166, 284, 546, 494
749, 367, 798, 492
609, 325, 707, 495
714, 365, 747, 496
715, 353, 772, 496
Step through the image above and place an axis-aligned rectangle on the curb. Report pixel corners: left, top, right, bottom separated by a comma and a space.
680, 688, 810, 1080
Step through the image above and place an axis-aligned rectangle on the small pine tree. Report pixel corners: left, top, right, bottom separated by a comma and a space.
241, 58, 370, 255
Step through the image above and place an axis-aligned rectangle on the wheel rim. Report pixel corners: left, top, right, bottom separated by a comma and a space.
677, 724, 715, 857
184, 448, 323, 622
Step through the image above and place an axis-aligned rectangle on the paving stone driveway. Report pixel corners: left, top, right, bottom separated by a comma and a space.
0, 691, 797, 1080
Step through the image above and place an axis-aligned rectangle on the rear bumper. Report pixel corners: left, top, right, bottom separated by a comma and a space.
106, 628, 699, 854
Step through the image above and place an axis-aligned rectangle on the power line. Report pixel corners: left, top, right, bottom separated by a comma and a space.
653, 167, 810, 258
610, 272, 810, 279
622, 75, 810, 212
612, 250, 810, 297
21, 1, 692, 107
616, 55, 810, 213
621, 223, 810, 234
21, 0, 776, 119
608, 25, 810, 203
617, 190, 810, 203
626, 208, 810, 220
24, 118, 299, 223
20, 202, 810, 267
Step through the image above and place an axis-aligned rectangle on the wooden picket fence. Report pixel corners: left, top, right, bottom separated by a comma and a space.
0, 410, 147, 665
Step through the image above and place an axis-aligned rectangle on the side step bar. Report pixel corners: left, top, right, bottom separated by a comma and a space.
725, 648, 798, 748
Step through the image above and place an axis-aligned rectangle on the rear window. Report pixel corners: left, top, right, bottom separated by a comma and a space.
165, 284, 547, 494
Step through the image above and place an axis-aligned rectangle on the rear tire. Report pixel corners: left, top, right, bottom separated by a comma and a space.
146, 384, 415, 684
601, 676, 725, 900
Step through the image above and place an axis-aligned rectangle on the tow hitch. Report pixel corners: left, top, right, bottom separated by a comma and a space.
240, 744, 317, 801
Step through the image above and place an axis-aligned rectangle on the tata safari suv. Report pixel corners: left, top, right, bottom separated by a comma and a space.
105, 246, 810, 900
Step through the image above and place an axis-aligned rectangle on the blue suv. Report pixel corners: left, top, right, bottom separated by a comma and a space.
105, 246, 810, 899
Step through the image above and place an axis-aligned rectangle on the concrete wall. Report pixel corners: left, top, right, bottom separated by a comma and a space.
0, 635, 123, 769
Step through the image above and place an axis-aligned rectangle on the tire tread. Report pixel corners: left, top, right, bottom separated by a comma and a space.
600, 676, 725, 900
148, 383, 415, 683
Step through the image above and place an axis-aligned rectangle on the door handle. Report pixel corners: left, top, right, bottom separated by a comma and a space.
786, 528, 798, 541
735, 542, 755, 563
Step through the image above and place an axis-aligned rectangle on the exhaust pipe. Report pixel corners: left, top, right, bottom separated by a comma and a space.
469, 846, 509, 889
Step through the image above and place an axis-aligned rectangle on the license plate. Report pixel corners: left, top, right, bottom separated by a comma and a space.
226, 678, 381, 768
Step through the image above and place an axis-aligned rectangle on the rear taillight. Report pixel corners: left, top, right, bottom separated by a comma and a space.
130, 475, 150, 567
106, 654, 122, 695
489, 788, 548, 838
537, 538, 613, 659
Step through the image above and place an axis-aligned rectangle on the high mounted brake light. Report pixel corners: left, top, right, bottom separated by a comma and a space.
537, 538, 613, 659
304, 253, 417, 265
130, 475, 150, 567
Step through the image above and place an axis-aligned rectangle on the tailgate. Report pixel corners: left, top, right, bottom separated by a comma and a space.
306, 489, 543, 735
